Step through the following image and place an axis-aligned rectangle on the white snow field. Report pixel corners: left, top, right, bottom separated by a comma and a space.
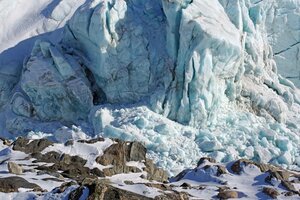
0, 0, 300, 198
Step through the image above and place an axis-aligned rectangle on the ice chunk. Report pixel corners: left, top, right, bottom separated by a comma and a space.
20, 41, 93, 122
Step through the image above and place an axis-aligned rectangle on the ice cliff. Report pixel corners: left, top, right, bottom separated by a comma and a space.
0, 0, 300, 175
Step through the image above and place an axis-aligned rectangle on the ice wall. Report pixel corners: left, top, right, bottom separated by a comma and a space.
264, 0, 300, 87
1, 0, 300, 172
60, 0, 243, 127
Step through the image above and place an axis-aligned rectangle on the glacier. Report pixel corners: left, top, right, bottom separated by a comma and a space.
0, 0, 299, 176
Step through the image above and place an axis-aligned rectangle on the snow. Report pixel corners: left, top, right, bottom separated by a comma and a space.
42, 139, 114, 169
0, 1, 299, 198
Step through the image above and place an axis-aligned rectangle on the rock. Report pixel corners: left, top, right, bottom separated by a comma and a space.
265, 169, 291, 184
124, 180, 134, 185
197, 157, 216, 167
217, 190, 239, 199
262, 187, 280, 199
90, 168, 105, 177
13, 137, 53, 154
96, 141, 146, 166
78, 137, 105, 144
69, 186, 86, 200
57, 181, 77, 193
216, 165, 228, 176
7, 162, 23, 175
32, 151, 61, 163
231, 159, 276, 174
281, 181, 298, 194
102, 165, 142, 177
96, 141, 167, 181
0, 137, 11, 146
0, 176, 42, 193
37, 170, 64, 179
42, 178, 64, 182
77, 179, 152, 200
154, 192, 189, 200
60, 154, 87, 166
171, 169, 189, 182
180, 182, 191, 189
145, 159, 168, 182
64, 140, 74, 146
144, 183, 172, 191
34, 151, 97, 181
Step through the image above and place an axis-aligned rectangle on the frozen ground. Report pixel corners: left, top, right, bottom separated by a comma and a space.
0, 138, 299, 199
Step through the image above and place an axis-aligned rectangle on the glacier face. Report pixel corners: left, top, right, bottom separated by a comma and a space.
264, 0, 300, 87
0, 0, 300, 174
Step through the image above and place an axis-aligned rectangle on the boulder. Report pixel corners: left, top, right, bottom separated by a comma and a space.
96, 141, 167, 182
96, 141, 146, 165
0, 176, 42, 193
217, 190, 239, 199
197, 157, 216, 167
262, 187, 280, 199
7, 162, 23, 175
13, 137, 53, 154
73, 179, 152, 200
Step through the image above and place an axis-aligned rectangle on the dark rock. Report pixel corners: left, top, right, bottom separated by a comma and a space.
79, 179, 152, 200
124, 180, 134, 185
102, 165, 142, 177
145, 159, 168, 182
78, 137, 105, 144
265, 170, 290, 182
69, 186, 86, 200
0, 176, 42, 193
60, 154, 87, 166
171, 169, 189, 182
218, 186, 231, 192
37, 170, 64, 179
90, 168, 105, 177
217, 190, 239, 199
64, 140, 74, 146
96, 141, 146, 166
197, 157, 216, 167
57, 181, 77, 193
42, 178, 64, 182
284, 191, 296, 196
96, 141, 167, 181
34, 152, 95, 181
13, 137, 53, 154
262, 187, 280, 199
180, 182, 191, 189
216, 165, 227, 176
281, 181, 298, 193
144, 183, 172, 191
231, 159, 276, 174
0, 137, 11, 146
154, 191, 189, 200
32, 151, 61, 163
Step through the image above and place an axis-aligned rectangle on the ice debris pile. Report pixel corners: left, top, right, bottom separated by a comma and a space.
0, 0, 300, 175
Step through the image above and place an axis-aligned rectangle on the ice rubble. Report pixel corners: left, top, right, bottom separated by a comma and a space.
0, 0, 300, 175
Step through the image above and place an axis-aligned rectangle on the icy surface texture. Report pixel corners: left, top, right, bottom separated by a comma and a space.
62, 0, 171, 103
63, 0, 243, 127
0, 0, 300, 174
263, 0, 300, 87
20, 40, 93, 122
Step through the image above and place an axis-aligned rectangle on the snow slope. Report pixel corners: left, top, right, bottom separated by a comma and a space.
0, 0, 300, 183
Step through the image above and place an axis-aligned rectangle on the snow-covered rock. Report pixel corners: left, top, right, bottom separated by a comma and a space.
0, 0, 300, 179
